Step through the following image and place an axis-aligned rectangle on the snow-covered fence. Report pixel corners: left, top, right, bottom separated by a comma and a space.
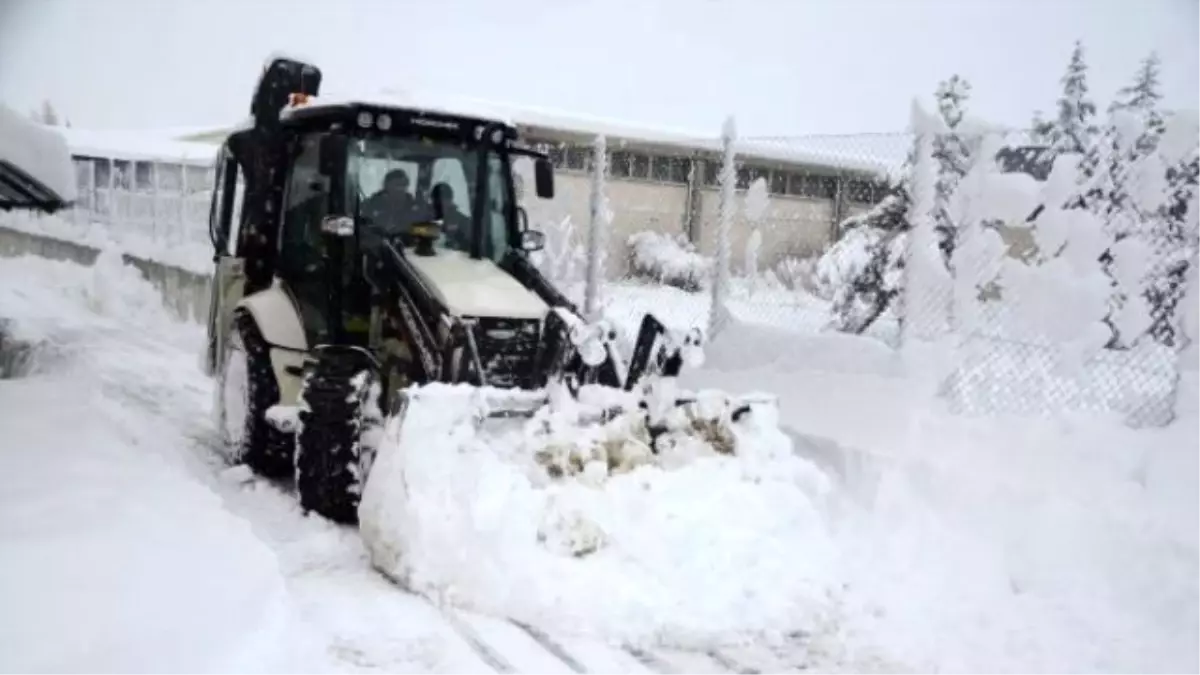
705, 111, 1198, 428
922, 114, 1199, 427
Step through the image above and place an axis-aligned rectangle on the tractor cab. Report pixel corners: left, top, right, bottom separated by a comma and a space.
274, 104, 555, 349
207, 56, 556, 362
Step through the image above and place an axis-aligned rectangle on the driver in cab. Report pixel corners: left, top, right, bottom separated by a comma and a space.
360, 168, 419, 239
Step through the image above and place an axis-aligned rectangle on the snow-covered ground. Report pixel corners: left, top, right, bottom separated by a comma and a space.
0, 249, 1195, 673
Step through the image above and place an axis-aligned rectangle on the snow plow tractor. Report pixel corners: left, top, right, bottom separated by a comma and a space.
204, 56, 771, 528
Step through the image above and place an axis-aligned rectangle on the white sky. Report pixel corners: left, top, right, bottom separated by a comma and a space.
0, 0, 1195, 138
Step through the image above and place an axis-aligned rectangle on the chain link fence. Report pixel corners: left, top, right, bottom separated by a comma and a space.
5, 116, 1194, 428
521, 115, 1198, 428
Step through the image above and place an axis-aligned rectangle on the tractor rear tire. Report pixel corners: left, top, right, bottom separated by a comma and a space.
294, 350, 378, 525
217, 310, 294, 479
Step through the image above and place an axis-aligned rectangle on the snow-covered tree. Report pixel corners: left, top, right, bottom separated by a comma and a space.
1032, 41, 1099, 157
932, 74, 973, 266
1137, 112, 1199, 346
817, 185, 910, 333
1084, 55, 1171, 347
1110, 52, 1165, 154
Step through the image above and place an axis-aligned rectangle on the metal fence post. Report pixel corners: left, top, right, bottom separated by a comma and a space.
709, 116, 736, 341
584, 134, 610, 321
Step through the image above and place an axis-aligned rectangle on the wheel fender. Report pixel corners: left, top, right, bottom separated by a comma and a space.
236, 280, 309, 406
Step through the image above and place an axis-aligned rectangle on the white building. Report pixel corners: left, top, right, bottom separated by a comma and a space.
58, 127, 217, 245
59, 92, 904, 275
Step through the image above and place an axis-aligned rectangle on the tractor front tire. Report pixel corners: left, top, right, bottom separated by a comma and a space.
294, 350, 378, 525
217, 310, 294, 478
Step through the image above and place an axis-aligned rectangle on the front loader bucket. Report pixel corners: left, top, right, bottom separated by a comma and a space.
357, 378, 788, 585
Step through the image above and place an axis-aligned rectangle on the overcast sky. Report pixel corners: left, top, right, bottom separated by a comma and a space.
0, 0, 1195, 138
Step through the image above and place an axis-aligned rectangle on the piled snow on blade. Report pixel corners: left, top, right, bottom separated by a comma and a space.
359, 381, 842, 647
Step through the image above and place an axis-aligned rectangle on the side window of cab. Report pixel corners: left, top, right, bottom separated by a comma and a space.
207, 145, 246, 257
278, 135, 328, 276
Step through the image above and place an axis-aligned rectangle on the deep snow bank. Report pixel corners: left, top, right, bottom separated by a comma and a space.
359, 382, 843, 648
0, 251, 297, 673
682, 316, 1200, 673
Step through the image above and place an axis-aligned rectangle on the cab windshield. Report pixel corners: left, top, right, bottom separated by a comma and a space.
347, 136, 513, 261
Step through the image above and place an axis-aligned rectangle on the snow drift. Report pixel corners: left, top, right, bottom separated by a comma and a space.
0, 252, 298, 673
359, 381, 841, 648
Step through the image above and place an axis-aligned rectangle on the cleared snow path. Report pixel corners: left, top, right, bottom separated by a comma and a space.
0, 252, 864, 672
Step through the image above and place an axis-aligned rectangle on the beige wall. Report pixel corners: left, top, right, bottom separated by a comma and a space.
522, 169, 843, 280
520, 169, 690, 279
695, 190, 834, 273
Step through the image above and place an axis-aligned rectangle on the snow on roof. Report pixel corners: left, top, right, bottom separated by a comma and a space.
57, 127, 218, 165
180, 86, 903, 177
371, 88, 901, 176
0, 102, 76, 206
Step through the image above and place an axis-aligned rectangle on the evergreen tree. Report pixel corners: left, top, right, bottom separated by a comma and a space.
1091, 54, 1174, 348
1110, 51, 1165, 154
1032, 41, 1099, 157
932, 74, 972, 265
1145, 152, 1199, 346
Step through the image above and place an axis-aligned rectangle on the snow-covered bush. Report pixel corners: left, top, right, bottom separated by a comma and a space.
772, 255, 820, 295
626, 230, 712, 292
816, 192, 910, 333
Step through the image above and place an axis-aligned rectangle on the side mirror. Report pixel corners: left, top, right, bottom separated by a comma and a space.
318, 134, 348, 178
534, 157, 555, 199
519, 229, 545, 253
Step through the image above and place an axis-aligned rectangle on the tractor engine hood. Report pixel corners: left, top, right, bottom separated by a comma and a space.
405, 249, 549, 321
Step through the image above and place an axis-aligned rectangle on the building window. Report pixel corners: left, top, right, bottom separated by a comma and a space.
770, 170, 789, 195
651, 156, 690, 184
113, 160, 133, 190
134, 161, 154, 191
845, 178, 877, 204
737, 166, 769, 190
546, 142, 566, 169
610, 150, 631, 178
565, 145, 591, 172
629, 153, 650, 180
94, 158, 112, 188
785, 173, 836, 200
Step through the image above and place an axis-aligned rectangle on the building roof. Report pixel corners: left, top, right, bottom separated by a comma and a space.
58, 127, 218, 164
178, 87, 906, 177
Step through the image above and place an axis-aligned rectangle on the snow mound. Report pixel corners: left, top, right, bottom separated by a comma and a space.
0, 252, 306, 673
359, 382, 841, 647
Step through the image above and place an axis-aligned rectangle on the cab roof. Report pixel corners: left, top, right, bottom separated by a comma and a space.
279, 95, 520, 144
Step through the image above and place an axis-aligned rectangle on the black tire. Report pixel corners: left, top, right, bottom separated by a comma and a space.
294, 349, 378, 525
216, 310, 294, 478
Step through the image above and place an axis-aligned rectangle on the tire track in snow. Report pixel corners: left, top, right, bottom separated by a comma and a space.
508, 619, 589, 673
437, 606, 516, 673
622, 644, 676, 673
705, 649, 761, 674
